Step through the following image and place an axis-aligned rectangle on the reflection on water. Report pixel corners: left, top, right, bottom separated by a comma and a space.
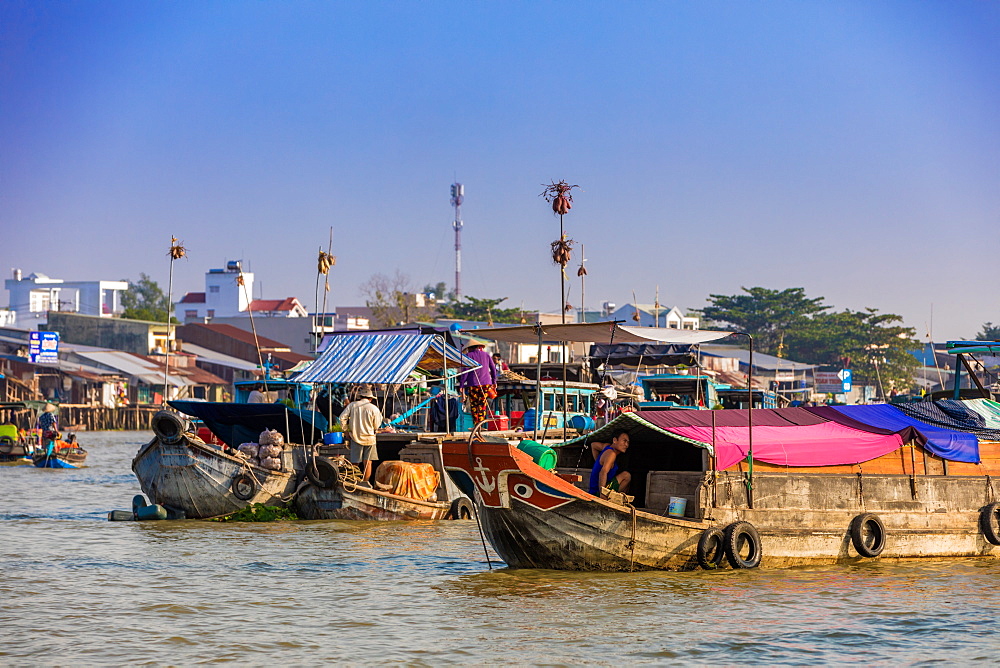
1, 432, 999, 663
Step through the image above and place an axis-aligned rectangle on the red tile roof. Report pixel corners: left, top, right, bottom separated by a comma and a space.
179, 292, 206, 304
248, 297, 303, 312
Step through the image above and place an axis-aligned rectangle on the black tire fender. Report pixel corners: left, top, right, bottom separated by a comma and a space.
724, 521, 762, 569
980, 502, 1000, 546
151, 411, 187, 445
0, 435, 14, 455
448, 497, 474, 520
697, 527, 726, 570
306, 457, 339, 489
850, 512, 886, 557
231, 472, 258, 501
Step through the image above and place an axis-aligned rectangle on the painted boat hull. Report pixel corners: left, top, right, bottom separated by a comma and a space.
442, 440, 1000, 571
132, 434, 295, 519
32, 448, 87, 469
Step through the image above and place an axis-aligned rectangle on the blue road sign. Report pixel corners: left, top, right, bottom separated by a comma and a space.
29, 331, 59, 364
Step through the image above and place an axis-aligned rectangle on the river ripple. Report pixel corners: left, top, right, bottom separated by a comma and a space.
1, 431, 999, 665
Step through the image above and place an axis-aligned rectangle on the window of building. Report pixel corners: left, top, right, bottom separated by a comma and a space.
209, 286, 220, 293
30, 291, 51, 312
185, 309, 198, 319
207, 310, 215, 318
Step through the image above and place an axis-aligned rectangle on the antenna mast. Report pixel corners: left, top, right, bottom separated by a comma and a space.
450, 182, 464, 299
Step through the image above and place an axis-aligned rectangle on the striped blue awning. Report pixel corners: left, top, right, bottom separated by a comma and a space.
292, 333, 478, 384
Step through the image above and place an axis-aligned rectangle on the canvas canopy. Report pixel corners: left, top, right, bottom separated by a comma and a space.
293, 333, 478, 385
464, 321, 734, 345
170, 401, 328, 448
557, 408, 906, 470
589, 343, 700, 370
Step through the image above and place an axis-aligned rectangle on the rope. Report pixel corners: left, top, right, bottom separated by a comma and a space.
467, 425, 494, 569
856, 469, 866, 511
471, 489, 494, 570
626, 500, 637, 572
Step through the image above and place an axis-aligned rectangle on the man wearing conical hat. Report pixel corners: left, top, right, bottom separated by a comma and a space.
339, 385, 383, 485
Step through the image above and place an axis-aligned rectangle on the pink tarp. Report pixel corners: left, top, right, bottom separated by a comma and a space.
665, 421, 905, 470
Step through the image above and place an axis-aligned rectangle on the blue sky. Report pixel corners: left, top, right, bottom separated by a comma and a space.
2, 1, 997, 341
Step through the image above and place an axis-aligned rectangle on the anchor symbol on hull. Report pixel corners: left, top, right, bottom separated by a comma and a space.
472, 457, 496, 493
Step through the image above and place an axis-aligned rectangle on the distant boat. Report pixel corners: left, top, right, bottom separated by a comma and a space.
0, 423, 36, 465
32, 441, 88, 469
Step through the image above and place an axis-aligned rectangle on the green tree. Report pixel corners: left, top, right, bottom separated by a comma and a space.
701, 287, 829, 356
975, 322, 1000, 341
788, 309, 919, 389
443, 296, 522, 324
121, 273, 174, 322
421, 281, 453, 302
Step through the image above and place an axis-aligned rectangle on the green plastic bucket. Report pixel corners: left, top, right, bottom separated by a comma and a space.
517, 440, 557, 471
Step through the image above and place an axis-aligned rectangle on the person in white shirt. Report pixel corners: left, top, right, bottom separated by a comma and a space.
247, 385, 268, 403
339, 385, 384, 484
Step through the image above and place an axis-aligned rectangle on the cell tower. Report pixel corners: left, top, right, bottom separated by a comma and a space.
450, 182, 464, 299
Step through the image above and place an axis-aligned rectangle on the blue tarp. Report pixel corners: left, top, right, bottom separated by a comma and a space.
830, 404, 980, 463
169, 401, 328, 448
292, 333, 478, 385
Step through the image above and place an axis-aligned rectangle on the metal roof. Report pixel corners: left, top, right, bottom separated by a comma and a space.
179, 342, 261, 372
699, 345, 816, 371
293, 333, 477, 384
74, 350, 194, 386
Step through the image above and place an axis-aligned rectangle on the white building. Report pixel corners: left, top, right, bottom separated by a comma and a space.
608, 303, 700, 330
176, 261, 255, 322
4, 269, 128, 330
176, 261, 307, 323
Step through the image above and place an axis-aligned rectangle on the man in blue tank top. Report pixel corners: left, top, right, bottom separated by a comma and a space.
588, 429, 631, 496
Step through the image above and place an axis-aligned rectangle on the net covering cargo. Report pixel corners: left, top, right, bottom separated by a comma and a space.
258, 429, 284, 446
258, 444, 283, 459
259, 456, 282, 471
374, 461, 440, 501
238, 443, 259, 459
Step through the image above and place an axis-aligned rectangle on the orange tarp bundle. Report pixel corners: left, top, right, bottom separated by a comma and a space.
374, 460, 440, 501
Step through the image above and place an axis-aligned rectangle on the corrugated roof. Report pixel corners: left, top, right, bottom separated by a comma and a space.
181, 323, 293, 350
294, 333, 478, 384
699, 344, 816, 372
179, 342, 260, 372
74, 350, 195, 386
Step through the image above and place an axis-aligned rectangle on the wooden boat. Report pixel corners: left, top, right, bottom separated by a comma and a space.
132, 411, 297, 519
133, 410, 475, 521
0, 424, 36, 465
442, 406, 1000, 571
295, 441, 474, 521
32, 442, 88, 469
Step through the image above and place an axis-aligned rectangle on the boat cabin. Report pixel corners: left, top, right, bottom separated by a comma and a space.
638, 374, 778, 410
638, 374, 718, 410
494, 380, 599, 431
233, 379, 314, 407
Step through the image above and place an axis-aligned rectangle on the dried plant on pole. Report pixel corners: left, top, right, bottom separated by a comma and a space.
163, 237, 187, 403
540, 180, 579, 323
